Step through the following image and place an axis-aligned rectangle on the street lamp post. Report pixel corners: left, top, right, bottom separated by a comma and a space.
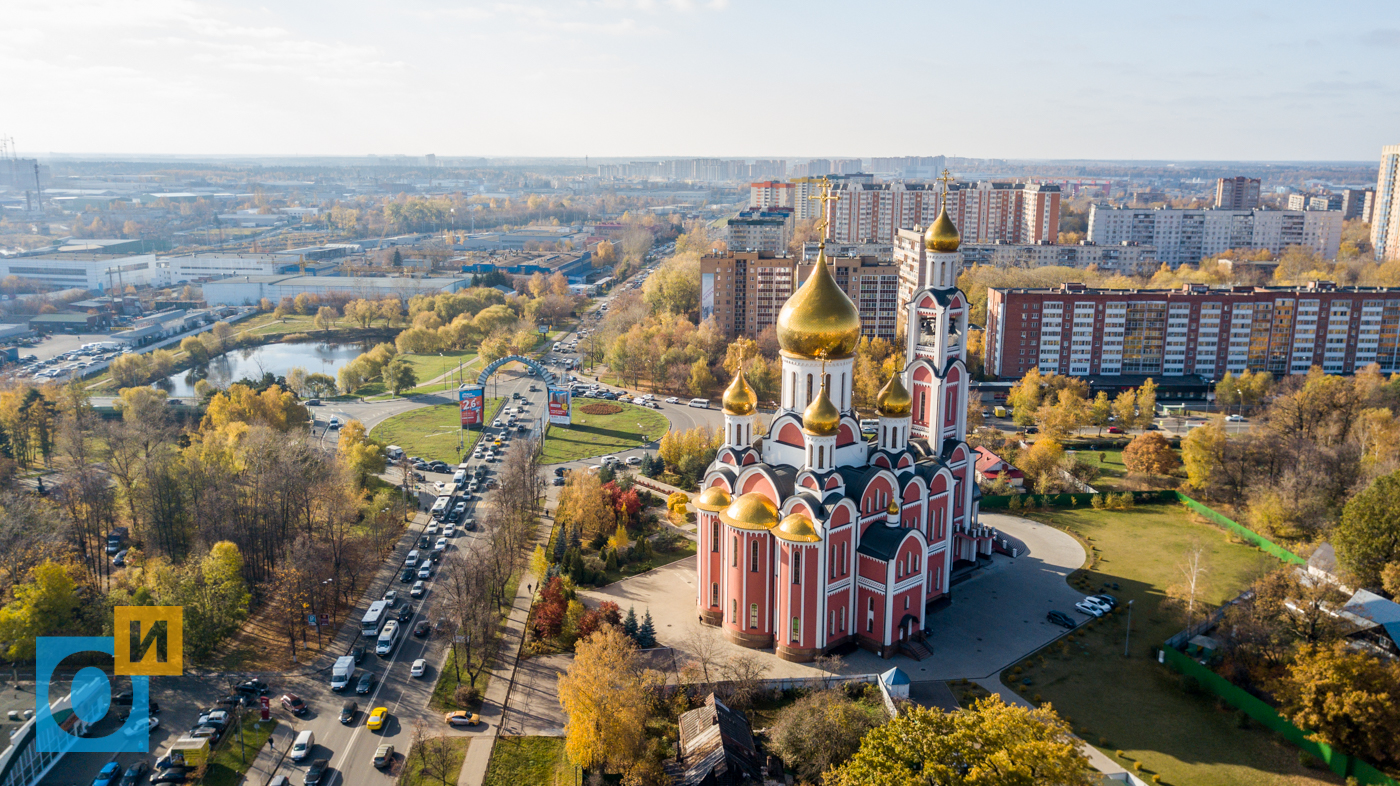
1124, 599, 1134, 657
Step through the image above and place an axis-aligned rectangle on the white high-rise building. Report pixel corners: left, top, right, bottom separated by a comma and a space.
1088, 206, 1344, 267
1373, 145, 1400, 261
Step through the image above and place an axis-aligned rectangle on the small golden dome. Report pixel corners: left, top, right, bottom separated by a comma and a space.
875, 373, 912, 418
776, 248, 862, 359
887, 500, 899, 515
722, 365, 757, 416
693, 486, 732, 512
773, 513, 821, 544
924, 204, 960, 252
718, 492, 780, 531
802, 379, 840, 437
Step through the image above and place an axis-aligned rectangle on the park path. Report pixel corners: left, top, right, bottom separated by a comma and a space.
240, 722, 295, 786
455, 514, 555, 786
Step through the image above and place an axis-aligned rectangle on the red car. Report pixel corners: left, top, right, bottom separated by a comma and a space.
1106, 426, 1124, 434
280, 694, 307, 715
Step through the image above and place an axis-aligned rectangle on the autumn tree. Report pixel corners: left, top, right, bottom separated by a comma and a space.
0, 561, 81, 660
768, 690, 881, 783
1122, 431, 1181, 477
383, 359, 418, 396
1273, 642, 1400, 769
825, 697, 1094, 786
1112, 390, 1138, 432
1018, 438, 1066, 494
1088, 391, 1111, 435
337, 420, 384, 488
1036, 388, 1087, 440
314, 305, 337, 331
558, 626, 656, 776
1334, 470, 1400, 589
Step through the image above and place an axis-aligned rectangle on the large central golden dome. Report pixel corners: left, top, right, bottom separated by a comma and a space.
776, 248, 861, 359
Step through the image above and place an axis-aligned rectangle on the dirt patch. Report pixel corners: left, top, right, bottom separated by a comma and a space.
579, 402, 623, 415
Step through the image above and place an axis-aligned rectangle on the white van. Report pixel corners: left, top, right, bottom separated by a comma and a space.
688, 398, 709, 408
386, 445, 404, 461
376, 621, 399, 656
405, 550, 420, 568
290, 730, 315, 762
452, 470, 466, 488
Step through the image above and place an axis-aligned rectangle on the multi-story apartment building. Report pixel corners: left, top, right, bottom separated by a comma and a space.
825, 180, 1059, 246
1341, 188, 1374, 222
867, 156, 947, 179
1288, 193, 1343, 212
727, 208, 793, 254
1373, 145, 1400, 261
801, 241, 892, 262
1215, 177, 1261, 209
1087, 205, 1344, 266
700, 251, 902, 342
958, 241, 1159, 274
984, 280, 1400, 382
749, 181, 793, 210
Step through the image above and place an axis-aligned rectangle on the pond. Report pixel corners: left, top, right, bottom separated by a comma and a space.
157, 341, 364, 396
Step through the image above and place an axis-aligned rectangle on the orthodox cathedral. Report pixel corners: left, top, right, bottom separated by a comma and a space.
694, 195, 997, 661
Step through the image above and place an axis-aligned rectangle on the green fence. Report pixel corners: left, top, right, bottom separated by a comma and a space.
1162, 647, 1399, 785
1172, 492, 1306, 565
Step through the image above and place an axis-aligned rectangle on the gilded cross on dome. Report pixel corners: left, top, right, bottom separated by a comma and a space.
808, 177, 840, 238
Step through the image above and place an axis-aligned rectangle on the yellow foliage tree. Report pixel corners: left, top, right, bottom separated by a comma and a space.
558, 626, 654, 774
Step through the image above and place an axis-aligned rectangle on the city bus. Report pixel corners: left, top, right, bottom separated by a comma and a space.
361, 600, 389, 638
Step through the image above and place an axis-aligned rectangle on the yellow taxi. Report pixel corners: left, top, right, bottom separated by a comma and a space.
444, 711, 481, 728
367, 706, 389, 730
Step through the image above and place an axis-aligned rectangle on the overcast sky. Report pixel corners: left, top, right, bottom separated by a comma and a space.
5, 0, 1399, 161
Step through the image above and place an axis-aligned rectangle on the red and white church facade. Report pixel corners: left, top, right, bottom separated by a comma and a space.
694, 207, 998, 661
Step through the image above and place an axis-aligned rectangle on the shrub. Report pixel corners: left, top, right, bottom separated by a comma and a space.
1134, 762, 1145, 772
1152, 776, 1162, 784
580, 402, 623, 415
1234, 710, 1251, 729
282, 332, 313, 343
1298, 751, 1319, 769
452, 685, 480, 706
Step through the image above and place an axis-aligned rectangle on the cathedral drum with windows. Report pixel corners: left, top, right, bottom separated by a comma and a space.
695, 204, 998, 661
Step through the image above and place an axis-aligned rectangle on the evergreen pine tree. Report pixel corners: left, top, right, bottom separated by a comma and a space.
639, 453, 654, 476
605, 549, 619, 572
553, 525, 568, 563
637, 610, 657, 648
623, 605, 639, 641
569, 521, 582, 551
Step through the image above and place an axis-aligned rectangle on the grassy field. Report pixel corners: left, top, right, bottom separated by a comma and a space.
202, 713, 277, 786
356, 350, 477, 397
372, 398, 503, 464
598, 536, 696, 586
482, 737, 572, 786
540, 401, 668, 464
1007, 504, 1339, 786
399, 736, 471, 786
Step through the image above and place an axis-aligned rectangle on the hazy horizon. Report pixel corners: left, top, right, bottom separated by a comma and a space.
5, 0, 1399, 160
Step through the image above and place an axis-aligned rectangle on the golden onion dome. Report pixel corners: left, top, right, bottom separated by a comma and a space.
693, 486, 732, 512
721, 365, 757, 416
718, 492, 780, 531
924, 204, 960, 252
802, 379, 840, 437
776, 248, 862, 359
875, 372, 913, 418
887, 500, 899, 515
773, 513, 822, 544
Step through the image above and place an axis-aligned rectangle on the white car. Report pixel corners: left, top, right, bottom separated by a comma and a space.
665, 397, 679, 404
1225, 414, 1245, 422
492, 420, 503, 428
625, 456, 642, 465
1081, 596, 1113, 614
410, 659, 427, 678
443, 523, 457, 537
122, 716, 160, 738
411, 580, 426, 598
417, 563, 432, 579
434, 481, 449, 494
434, 537, 448, 552
425, 523, 439, 535
1074, 600, 1105, 618
600, 455, 618, 465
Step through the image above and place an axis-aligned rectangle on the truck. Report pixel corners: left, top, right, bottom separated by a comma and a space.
106, 527, 129, 555
361, 600, 389, 638
993, 406, 1007, 418
330, 655, 355, 691
385, 445, 404, 461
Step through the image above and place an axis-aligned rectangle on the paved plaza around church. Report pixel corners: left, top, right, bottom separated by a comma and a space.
582, 512, 1087, 682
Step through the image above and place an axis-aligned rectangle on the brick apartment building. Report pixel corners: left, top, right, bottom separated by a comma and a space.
700, 251, 902, 342
985, 281, 1400, 382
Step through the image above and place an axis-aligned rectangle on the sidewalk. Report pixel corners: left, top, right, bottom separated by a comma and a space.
456, 516, 555, 786
240, 721, 294, 786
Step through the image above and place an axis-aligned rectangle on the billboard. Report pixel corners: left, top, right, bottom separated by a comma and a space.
459, 385, 485, 427
547, 387, 571, 426
700, 272, 714, 322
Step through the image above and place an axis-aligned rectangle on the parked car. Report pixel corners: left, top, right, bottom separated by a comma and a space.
1074, 600, 1105, 617
1046, 610, 1077, 629
1090, 593, 1119, 610
1106, 426, 1123, 434
150, 770, 188, 784
625, 455, 642, 465
119, 762, 148, 786
1082, 596, 1114, 614
339, 700, 358, 724
236, 679, 270, 696
94, 762, 123, 786
553, 477, 565, 486
1226, 414, 1245, 422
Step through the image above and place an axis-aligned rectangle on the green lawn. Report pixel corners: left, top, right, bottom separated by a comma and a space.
483, 737, 572, 786
540, 401, 668, 464
356, 350, 478, 398
372, 398, 503, 464
1006, 504, 1338, 786
201, 713, 277, 786
597, 536, 696, 586
399, 736, 471, 786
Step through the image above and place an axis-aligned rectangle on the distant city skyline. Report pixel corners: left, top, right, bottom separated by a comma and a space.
4, 0, 1399, 160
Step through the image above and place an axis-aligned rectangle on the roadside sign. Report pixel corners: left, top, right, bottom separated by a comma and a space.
306, 614, 317, 626
259, 696, 270, 710
319, 614, 329, 627
453, 636, 466, 644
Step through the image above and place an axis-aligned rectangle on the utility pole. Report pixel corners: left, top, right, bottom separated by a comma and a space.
1123, 599, 1134, 657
